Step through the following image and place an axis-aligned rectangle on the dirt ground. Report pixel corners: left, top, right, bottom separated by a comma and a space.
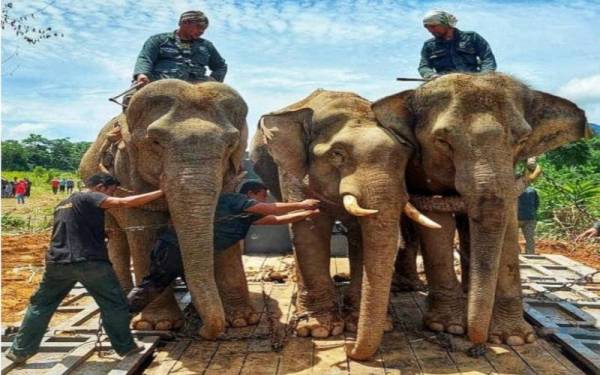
1, 231, 598, 326
2, 233, 49, 324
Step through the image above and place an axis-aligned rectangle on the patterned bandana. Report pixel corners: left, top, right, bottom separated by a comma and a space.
422, 10, 458, 27
179, 10, 209, 26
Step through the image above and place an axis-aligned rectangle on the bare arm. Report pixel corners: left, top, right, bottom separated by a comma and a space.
245, 199, 320, 216
253, 209, 320, 226
100, 190, 164, 209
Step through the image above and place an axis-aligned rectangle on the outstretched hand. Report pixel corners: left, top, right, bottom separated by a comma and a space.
300, 199, 320, 210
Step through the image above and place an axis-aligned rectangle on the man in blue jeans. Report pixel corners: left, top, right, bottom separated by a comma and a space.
7, 173, 166, 364
127, 180, 320, 314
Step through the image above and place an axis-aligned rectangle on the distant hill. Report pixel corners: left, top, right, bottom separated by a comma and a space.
590, 123, 600, 135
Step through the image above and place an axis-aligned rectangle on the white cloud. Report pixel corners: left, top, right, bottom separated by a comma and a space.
557, 75, 600, 104
3, 123, 50, 140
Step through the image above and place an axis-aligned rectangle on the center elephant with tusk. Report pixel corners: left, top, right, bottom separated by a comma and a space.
80, 79, 257, 339
250, 89, 440, 360
373, 73, 587, 346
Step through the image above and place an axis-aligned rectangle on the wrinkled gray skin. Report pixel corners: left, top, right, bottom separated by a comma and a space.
251, 89, 415, 360
374, 73, 587, 346
80, 80, 257, 340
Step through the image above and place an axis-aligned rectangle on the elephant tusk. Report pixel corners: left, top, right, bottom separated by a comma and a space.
343, 195, 378, 216
404, 202, 442, 229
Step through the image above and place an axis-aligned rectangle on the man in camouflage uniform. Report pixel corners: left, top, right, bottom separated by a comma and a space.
133, 10, 227, 85
418, 10, 496, 80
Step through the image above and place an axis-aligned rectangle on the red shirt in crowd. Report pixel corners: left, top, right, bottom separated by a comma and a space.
51, 179, 60, 188
15, 181, 27, 195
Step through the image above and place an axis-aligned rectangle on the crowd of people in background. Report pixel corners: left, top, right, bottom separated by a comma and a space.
1, 176, 81, 203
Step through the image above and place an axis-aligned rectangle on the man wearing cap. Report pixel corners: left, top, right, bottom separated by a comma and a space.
418, 10, 496, 80
6, 173, 165, 365
133, 10, 227, 85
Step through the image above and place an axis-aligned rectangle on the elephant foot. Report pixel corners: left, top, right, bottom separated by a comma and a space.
489, 297, 536, 345
343, 308, 393, 333
224, 300, 259, 328
424, 289, 466, 335
295, 310, 344, 338
391, 273, 426, 292
133, 302, 184, 331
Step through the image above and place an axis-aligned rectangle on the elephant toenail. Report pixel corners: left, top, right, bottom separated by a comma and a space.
506, 336, 525, 346
447, 325, 464, 335
489, 335, 502, 344
155, 320, 173, 330
134, 321, 153, 330
232, 318, 247, 328
429, 322, 444, 332
296, 326, 310, 337
526, 333, 536, 343
312, 327, 330, 338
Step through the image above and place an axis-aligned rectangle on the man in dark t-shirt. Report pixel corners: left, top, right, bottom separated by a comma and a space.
127, 181, 320, 314
7, 173, 165, 365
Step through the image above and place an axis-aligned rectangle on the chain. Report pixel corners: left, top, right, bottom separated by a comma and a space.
526, 270, 600, 303
95, 315, 107, 357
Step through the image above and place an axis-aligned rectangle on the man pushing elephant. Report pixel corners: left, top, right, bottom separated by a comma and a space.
127, 181, 320, 315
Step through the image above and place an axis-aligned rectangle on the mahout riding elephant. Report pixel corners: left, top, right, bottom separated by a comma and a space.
80, 79, 257, 340
373, 73, 587, 346
250, 89, 440, 360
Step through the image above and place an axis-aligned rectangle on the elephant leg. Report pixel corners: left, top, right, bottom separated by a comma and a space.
106, 214, 133, 292
215, 242, 259, 328
392, 218, 425, 292
456, 214, 470, 294
293, 213, 344, 338
343, 221, 393, 334
419, 211, 466, 335
124, 213, 183, 331
489, 205, 535, 345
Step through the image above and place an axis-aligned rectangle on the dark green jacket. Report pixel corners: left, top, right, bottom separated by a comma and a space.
133, 31, 227, 83
418, 29, 496, 79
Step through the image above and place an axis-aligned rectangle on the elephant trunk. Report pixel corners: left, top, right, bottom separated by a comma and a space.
342, 173, 403, 360
465, 192, 508, 344
164, 158, 226, 340
348, 214, 400, 360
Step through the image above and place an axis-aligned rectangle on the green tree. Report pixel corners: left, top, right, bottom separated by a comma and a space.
1, 140, 28, 169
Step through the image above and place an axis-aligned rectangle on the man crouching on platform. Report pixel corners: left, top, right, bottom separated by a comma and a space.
127, 181, 320, 315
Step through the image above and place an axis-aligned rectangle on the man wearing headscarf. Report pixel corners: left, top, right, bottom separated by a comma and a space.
133, 10, 227, 85
418, 10, 496, 79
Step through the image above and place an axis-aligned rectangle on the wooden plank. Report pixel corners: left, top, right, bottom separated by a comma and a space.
378, 331, 422, 375
46, 339, 96, 375
168, 341, 219, 374
143, 341, 182, 374
108, 336, 159, 375
1, 341, 86, 353
511, 340, 577, 375
55, 305, 100, 332
484, 344, 535, 375
410, 292, 496, 374
537, 337, 586, 375
311, 337, 349, 374
276, 338, 313, 375
242, 281, 296, 374
203, 340, 247, 374
390, 293, 459, 374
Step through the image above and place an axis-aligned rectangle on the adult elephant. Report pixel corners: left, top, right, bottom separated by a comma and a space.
373, 73, 587, 346
251, 89, 440, 360
80, 79, 256, 340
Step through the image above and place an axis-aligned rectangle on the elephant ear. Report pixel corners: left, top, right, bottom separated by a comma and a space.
259, 108, 314, 182
519, 90, 588, 160
371, 90, 418, 150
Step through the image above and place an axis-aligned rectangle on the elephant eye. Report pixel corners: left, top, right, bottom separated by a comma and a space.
330, 149, 345, 166
435, 138, 452, 152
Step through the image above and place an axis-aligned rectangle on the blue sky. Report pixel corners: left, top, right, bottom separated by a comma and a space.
2, 0, 600, 142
